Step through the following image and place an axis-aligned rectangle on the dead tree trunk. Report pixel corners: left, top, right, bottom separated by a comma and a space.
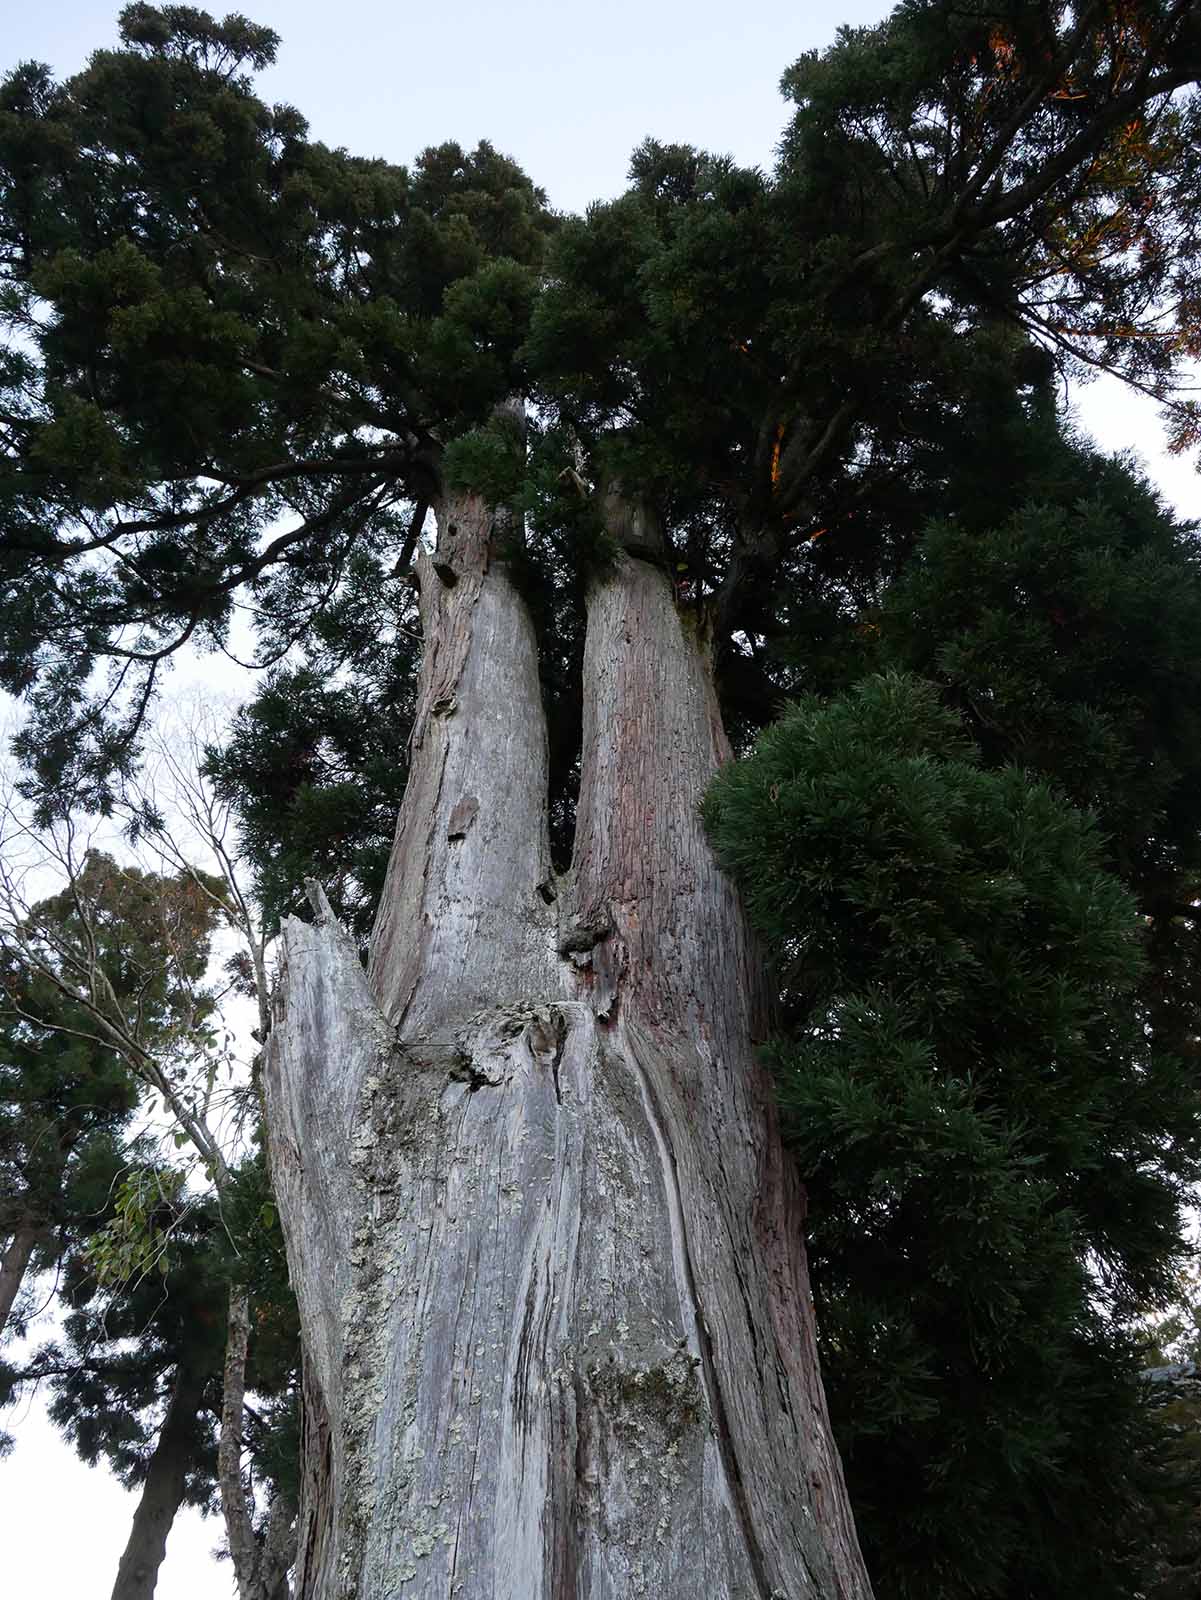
265, 486, 873, 1598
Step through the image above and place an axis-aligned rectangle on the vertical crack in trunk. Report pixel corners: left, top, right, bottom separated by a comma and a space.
623, 1025, 775, 1600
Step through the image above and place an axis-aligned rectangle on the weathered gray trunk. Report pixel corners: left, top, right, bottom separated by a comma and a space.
0, 1214, 41, 1334
110, 1364, 205, 1600
265, 489, 873, 1598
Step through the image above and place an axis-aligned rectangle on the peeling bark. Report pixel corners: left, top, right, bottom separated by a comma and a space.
265, 487, 873, 1598
110, 1364, 206, 1600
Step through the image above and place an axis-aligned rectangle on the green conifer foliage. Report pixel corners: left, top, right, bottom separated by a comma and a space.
880, 454, 1201, 887
38, 1191, 228, 1503
203, 549, 420, 940
0, 5, 554, 812
703, 671, 1201, 1599
870, 445, 1201, 1094
0, 974, 137, 1331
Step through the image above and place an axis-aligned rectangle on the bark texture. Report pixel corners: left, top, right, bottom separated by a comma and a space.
369, 489, 559, 1034
265, 489, 873, 1599
110, 1364, 205, 1600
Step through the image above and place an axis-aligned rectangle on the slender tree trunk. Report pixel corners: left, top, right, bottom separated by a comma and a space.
265, 488, 873, 1597
219, 1286, 299, 1600
0, 1215, 42, 1334
110, 1364, 206, 1600
220, 1287, 261, 1597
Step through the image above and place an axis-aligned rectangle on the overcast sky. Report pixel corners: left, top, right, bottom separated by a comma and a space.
1, 2, 1197, 1596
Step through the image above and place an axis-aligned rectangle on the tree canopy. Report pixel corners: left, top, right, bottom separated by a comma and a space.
2, 2, 1199, 808
0, 2, 554, 809
700, 417, 1201, 1594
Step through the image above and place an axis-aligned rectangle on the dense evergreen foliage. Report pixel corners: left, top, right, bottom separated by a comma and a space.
2, 2, 1200, 1595
203, 552, 418, 940
874, 444, 1201, 1088
0, 3, 554, 811
33, 1190, 229, 1505
3, 1165, 299, 1578
704, 671, 1199, 1597
700, 418, 1201, 1600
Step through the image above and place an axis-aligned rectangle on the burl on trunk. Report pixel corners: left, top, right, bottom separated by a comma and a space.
264, 487, 873, 1600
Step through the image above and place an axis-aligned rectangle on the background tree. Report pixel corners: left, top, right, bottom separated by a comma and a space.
30, 1179, 227, 1600
872, 437, 1201, 1064
0, 731, 300, 1597
0, 968, 135, 1335
704, 668, 1200, 1598
685, 314, 1201, 1600
0, 846, 223, 1335
5, 1159, 299, 1600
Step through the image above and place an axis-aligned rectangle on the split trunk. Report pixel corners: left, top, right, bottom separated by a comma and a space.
265, 488, 873, 1598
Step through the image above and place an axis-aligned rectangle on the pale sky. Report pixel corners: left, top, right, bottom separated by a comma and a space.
1, 2, 1196, 1596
